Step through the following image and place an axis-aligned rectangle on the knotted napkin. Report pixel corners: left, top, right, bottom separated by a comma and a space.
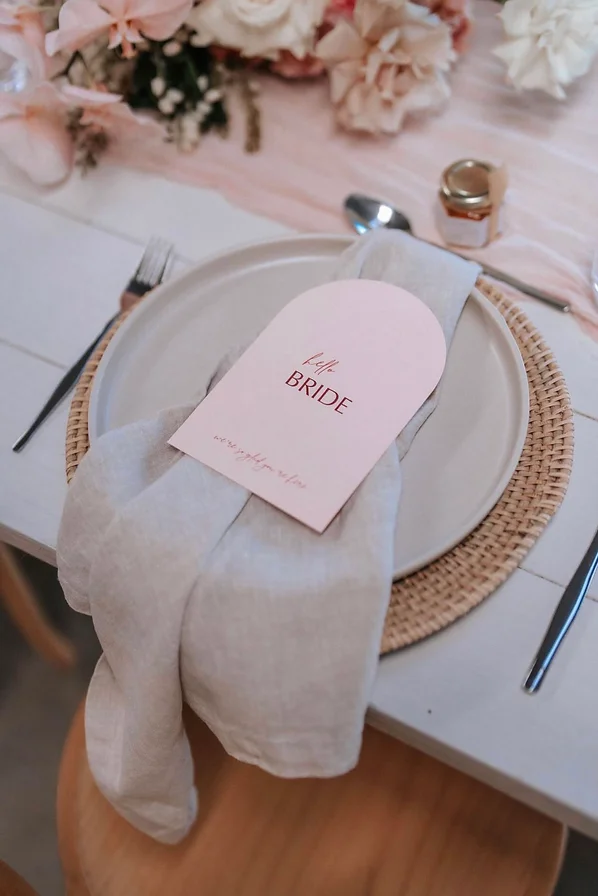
57, 230, 480, 844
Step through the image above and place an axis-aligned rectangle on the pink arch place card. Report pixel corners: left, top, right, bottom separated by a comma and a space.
169, 280, 447, 532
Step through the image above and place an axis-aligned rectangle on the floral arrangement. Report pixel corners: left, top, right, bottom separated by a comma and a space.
0, 0, 597, 185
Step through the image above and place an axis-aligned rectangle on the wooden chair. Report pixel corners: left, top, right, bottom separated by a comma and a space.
0, 861, 36, 896
0, 544, 75, 670
57, 704, 565, 896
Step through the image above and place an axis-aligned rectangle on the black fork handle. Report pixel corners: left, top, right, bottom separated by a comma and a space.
12, 313, 118, 453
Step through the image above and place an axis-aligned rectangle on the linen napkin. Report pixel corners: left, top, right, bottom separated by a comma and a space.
57, 231, 480, 844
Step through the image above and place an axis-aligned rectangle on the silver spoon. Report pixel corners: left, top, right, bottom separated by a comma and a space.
344, 193, 571, 314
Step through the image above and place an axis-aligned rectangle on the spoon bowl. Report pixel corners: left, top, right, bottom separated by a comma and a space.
344, 194, 412, 235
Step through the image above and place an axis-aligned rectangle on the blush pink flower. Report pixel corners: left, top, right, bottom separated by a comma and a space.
46, 0, 192, 59
0, 81, 73, 184
324, 0, 356, 25
316, 0, 454, 135
417, 0, 472, 52
271, 50, 325, 78
269, 0, 357, 73
61, 84, 166, 140
0, 3, 51, 84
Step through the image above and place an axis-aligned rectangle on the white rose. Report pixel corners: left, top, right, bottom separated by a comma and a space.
187, 0, 328, 59
494, 0, 598, 99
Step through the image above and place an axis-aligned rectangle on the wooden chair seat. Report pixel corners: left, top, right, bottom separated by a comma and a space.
0, 545, 75, 669
58, 704, 565, 896
0, 861, 36, 896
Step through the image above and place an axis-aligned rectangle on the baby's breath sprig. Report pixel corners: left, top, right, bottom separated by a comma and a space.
126, 31, 229, 151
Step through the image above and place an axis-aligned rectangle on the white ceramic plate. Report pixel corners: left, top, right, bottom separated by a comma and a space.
89, 234, 529, 579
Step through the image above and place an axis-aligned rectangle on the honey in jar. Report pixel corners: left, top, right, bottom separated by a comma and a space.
437, 158, 506, 249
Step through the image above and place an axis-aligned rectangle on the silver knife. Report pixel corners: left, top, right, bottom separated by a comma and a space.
523, 525, 598, 693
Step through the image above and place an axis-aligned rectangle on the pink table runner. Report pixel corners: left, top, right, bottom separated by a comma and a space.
112, 0, 598, 337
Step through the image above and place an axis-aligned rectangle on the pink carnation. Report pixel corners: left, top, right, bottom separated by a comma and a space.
324, 0, 356, 25
417, 0, 473, 53
271, 50, 325, 79
267, 0, 359, 80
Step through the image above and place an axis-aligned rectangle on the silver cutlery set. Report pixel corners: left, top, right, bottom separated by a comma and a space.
13, 200, 597, 693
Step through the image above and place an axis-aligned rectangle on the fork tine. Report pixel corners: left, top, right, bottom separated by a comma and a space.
152, 240, 172, 285
134, 237, 174, 290
133, 236, 157, 278
141, 239, 169, 283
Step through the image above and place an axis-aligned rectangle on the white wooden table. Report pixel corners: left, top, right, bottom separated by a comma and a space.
2, 162, 598, 839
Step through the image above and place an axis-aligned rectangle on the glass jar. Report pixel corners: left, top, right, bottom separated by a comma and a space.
436, 159, 505, 250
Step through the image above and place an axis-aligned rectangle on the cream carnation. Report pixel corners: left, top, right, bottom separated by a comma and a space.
494, 0, 598, 99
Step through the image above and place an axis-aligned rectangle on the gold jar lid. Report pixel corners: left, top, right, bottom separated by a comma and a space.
440, 159, 493, 211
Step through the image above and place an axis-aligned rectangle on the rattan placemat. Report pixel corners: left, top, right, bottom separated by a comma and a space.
65, 281, 573, 655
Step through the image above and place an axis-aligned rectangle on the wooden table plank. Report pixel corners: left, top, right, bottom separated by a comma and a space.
370, 568, 598, 839
0, 343, 68, 565
0, 164, 290, 270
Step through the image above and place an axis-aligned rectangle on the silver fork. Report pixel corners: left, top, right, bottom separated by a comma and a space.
13, 237, 174, 452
